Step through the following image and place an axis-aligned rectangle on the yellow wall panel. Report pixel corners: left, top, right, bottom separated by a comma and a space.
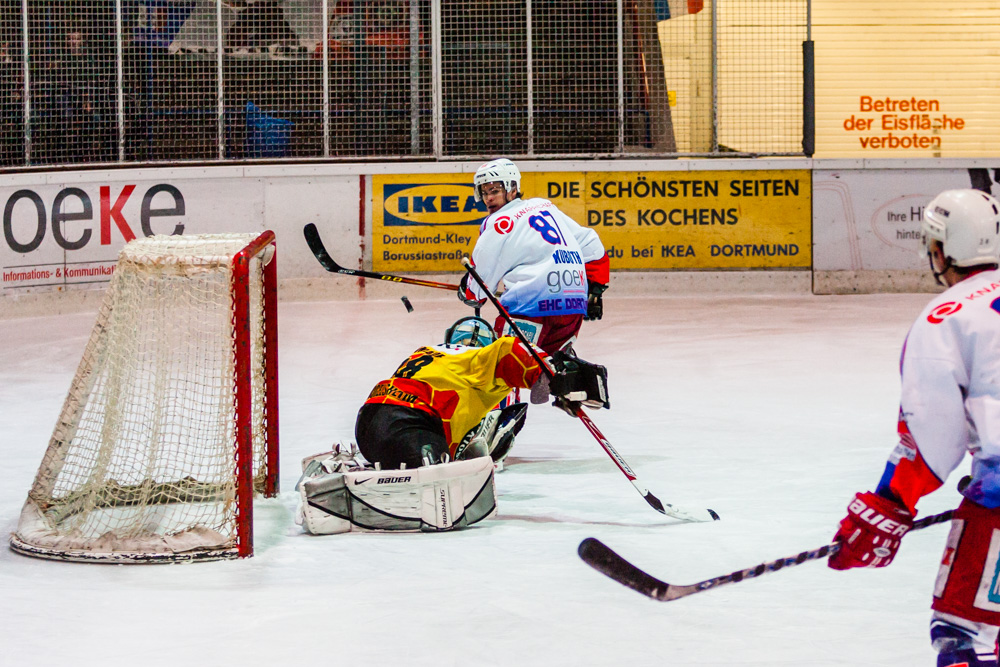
372, 171, 811, 273
813, 1, 1000, 157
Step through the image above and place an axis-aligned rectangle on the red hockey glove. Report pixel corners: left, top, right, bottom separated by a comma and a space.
828, 491, 914, 570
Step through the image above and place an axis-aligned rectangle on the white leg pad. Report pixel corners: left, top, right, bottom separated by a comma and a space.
298, 457, 497, 534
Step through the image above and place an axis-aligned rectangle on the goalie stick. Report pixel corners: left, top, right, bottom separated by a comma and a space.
304, 223, 460, 292
460, 258, 719, 523
578, 508, 955, 601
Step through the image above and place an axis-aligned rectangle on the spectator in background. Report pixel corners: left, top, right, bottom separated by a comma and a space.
134, 0, 195, 50
0, 36, 23, 165
56, 25, 102, 163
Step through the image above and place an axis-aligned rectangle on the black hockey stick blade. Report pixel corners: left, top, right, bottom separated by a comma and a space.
303, 222, 344, 273
579, 537, 689, 601
579, 508, 955, 602
303, 223, 459, 291
574, 404, 719, 522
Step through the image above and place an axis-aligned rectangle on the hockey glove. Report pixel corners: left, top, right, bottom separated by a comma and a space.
548, 350, 609, 410
457, 273, 486, 308
828, 491, 914, 570
584, 282, 608, 321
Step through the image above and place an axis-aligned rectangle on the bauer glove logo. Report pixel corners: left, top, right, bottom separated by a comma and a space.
847, 496, 911, 537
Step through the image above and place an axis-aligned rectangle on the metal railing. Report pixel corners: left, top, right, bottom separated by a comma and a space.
0, 0, 810, 169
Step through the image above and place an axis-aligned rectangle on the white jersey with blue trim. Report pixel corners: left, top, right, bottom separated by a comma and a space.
899, 268, 1000, 481
468, 198, 600, 317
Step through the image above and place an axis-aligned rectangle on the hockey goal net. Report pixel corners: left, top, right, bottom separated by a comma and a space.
10, 232, 279, 563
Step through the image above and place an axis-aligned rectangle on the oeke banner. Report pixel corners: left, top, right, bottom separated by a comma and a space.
1, 177, 265, 294
373, 170, 812, 272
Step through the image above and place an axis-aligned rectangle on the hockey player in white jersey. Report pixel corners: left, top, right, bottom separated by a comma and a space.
458, 158, 610, 360
828, 189, 1000, 667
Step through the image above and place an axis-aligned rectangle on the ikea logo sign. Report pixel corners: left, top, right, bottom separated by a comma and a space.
383, 183, 487, 227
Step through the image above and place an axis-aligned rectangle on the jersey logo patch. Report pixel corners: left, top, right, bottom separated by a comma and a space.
493, 216, 514, 234
927, 301, 962, 324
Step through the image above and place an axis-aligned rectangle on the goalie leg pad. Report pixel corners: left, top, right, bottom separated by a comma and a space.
454, 408, 501, 461
490, 402, 528, 464
455, 403, 528, 465
299, 457, 497, 534
298, 472, 353, 535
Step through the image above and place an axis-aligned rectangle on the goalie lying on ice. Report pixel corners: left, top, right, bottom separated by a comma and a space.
297, 316, 610, 534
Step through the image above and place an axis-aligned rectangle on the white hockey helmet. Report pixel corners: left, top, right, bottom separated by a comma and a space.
444, 316, 497, 348
921, 189, 1000, 267
473, 158, 521, 202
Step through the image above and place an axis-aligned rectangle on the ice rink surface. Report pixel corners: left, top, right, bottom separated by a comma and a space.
1, 291, 966, 666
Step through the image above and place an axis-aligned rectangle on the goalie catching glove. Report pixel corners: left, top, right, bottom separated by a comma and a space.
828, 491, 914, 570
547, 349, 609, 416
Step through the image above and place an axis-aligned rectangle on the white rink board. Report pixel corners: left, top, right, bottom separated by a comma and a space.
813, 166, 1000, 271
0, 166, 360, 297
7, 158, 1000, 307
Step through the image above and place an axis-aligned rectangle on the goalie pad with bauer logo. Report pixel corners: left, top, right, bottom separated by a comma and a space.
297, 455, 497, 535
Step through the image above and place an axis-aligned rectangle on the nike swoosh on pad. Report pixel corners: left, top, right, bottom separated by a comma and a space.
353, 478, 373, 485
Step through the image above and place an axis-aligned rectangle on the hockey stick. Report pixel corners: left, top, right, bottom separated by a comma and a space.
578, 508, 955, 601
304, 223, 460, 292
460, 258, 719, 523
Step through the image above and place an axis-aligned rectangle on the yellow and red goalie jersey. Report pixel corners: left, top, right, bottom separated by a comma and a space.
365, 337, 544, 456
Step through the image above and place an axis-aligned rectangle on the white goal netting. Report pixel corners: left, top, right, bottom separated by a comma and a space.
10, 232, 277, 563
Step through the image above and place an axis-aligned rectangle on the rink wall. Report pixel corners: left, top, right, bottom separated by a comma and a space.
3, 157, 999, 317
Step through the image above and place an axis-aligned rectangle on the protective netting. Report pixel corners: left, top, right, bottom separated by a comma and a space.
0, 0, 808, 166
11, 233, 273, 562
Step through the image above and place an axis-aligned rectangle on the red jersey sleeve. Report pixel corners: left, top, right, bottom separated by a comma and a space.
585, 252, 610, 285
876, 414, 944, 514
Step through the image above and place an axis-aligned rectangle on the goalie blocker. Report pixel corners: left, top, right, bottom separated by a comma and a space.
549, 349, 609, 414
297, 452, 497, 535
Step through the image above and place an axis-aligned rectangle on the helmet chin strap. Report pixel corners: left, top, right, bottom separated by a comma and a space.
928, 250, 951, 287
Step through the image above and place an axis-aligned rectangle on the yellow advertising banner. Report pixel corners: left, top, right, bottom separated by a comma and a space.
374, 175, 485, 272
373, 170, 811, 272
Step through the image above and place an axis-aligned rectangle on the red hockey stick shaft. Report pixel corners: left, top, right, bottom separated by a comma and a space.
460, 257, 718, 522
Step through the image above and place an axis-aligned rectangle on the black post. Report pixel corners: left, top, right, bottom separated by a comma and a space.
802, 40, 815, 157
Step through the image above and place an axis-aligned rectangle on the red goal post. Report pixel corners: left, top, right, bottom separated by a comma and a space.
233, 231, 280, 558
